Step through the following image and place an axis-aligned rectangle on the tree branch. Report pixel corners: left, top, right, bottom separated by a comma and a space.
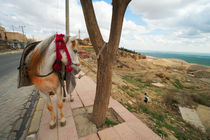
108, 0, 131, 54
80, 0, 105, 53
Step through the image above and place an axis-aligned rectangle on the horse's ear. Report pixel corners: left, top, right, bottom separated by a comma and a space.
72, 40, 76, 48
69, 36, 77, 41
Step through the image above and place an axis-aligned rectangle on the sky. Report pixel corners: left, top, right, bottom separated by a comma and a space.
0, 0, 210, 53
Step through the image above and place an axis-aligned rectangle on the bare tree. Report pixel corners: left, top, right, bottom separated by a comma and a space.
80, 0, 131, 127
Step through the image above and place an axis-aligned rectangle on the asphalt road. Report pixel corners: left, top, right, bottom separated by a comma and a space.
0, 52, 21, 80
0, 52, 34, 139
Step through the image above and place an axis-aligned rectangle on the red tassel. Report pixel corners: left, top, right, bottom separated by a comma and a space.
65, 64, 73, 72
66, 67, 73, 72
57, 52, 62, 60
54, 34, 73, 72
53, 63, 61, 70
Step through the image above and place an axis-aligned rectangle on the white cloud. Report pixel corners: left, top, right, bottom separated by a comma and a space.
0, 0, 210, 53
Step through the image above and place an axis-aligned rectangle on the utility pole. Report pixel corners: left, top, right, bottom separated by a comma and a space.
19, 25, 25, 35
65, 0, 69, 36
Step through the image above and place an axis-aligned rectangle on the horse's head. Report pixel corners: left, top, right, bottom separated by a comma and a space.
65, 36, 80, 75
65, 36, 80, 65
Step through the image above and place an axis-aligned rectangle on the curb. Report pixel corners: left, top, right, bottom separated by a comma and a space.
12, 89, 40, 140
25, 95, 45, 140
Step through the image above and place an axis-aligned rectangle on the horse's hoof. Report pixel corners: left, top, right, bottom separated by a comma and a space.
49, 120, 56, 129
70, 96, 74, 102
60, 117, 66, 127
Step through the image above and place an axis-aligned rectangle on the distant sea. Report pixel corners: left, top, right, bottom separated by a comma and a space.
139, 51, 210, 66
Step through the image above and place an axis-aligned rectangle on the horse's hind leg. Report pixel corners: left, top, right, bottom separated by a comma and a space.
41, 92, 56, 129
57, 86, 66, 126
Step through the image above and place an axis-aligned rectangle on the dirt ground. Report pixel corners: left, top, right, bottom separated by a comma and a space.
197, 105, 210, 132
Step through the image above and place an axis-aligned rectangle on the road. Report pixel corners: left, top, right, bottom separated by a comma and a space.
0, 52, 35, 139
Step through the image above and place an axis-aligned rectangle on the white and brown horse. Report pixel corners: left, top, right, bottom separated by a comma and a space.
19, 34, 80, 128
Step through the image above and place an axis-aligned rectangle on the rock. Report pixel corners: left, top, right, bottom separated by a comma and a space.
151, 83, 165, 88
179, 106, 206, 132
128, 100, 133, 105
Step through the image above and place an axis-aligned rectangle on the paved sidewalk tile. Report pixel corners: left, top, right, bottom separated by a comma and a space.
38, 123, 58, 140
58, 116, 78, 140
70, 90, 83, 109
98, 127, 121, 140
126, 121, 161, 140
79, 133, 99, 140
62, 101, 73, 118
113, 123, 140, 140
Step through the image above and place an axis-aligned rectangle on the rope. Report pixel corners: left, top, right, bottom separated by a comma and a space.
76, 42, 107, 79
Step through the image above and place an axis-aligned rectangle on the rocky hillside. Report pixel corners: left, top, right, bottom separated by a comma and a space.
78, 45, 210, 140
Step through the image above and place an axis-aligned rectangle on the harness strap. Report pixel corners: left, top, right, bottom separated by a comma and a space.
35, 70, 55, 77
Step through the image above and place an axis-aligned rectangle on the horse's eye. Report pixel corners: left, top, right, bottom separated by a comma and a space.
73, 50, 78, 53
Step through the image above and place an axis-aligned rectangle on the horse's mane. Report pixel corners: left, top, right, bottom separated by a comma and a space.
38, 34, 56, 60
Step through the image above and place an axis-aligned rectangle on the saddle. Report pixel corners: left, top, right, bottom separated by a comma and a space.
18, 41, 40, 88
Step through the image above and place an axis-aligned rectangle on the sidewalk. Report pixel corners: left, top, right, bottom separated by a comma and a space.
27, 73, 161, 140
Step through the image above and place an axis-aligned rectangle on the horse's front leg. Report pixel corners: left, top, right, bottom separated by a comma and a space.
40, 92, 56, 129
64, 81, 74, 102
57, 86, 66, 126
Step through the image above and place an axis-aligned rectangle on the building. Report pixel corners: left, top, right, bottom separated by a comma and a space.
5, 32, 27, 42
0, 26, 27, 49
0, 26, 6, 39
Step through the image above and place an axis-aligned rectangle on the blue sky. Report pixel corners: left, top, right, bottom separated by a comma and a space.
0, 0, 210, 53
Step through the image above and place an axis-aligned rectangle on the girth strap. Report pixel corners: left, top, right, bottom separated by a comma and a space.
35, 70, 55, 77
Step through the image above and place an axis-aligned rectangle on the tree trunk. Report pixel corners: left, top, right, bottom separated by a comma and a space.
80, 0, 131, 127
92, 49, 113, 125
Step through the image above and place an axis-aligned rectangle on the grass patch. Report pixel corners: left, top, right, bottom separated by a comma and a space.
164, 122, 175, 131
173, 79, 184, 89
141, 80, 153, 87
105, 117, 118, 127
122, 76, 136, 84
117, 86, 124, 91
173, 79, 195, 90
154, 88, 166, 96
126, 91, 135, 97
151, 112, 164, 122
151, 126, 168, 138
139, 104, 151, 114
125, 104, 138, 113
117, 85, 135, 97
